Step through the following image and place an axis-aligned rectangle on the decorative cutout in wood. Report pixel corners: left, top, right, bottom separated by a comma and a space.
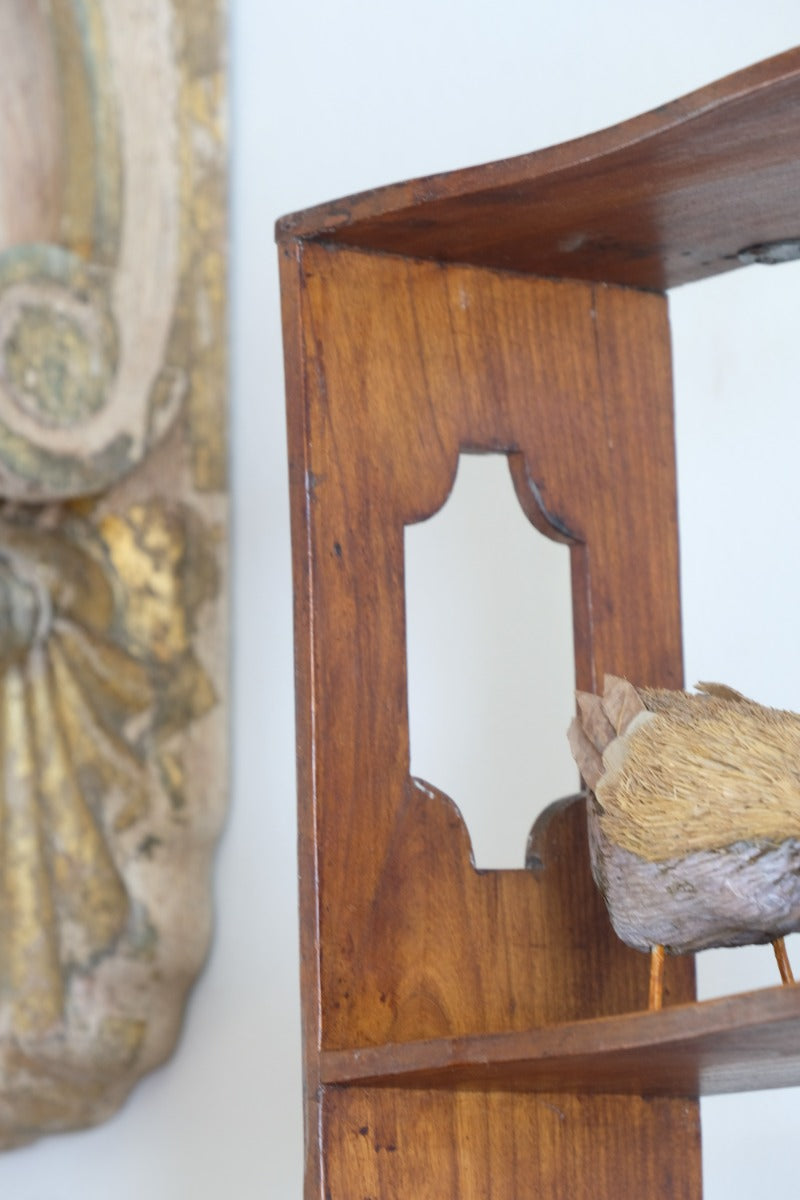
405, 451, 575, 868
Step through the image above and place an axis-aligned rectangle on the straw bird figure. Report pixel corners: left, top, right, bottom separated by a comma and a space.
569, 676, 800, 1008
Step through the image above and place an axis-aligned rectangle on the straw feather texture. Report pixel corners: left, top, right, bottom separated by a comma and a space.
568, 676, 800, 953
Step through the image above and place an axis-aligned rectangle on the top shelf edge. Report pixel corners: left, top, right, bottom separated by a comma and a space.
276, 48, 800, 291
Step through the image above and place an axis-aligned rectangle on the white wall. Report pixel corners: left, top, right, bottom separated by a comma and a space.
0, 1, 799, 1195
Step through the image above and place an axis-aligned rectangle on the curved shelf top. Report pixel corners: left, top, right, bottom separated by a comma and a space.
277, 48, 800, 291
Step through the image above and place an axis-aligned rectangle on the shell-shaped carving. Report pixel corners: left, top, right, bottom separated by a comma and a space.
0, 502, 217, 1114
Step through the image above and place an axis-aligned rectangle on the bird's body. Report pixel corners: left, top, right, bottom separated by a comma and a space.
569, 676, 800, 957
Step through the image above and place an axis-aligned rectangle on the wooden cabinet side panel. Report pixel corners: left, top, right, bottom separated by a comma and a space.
281, 242, 701, 1196
296, 245, 691, 1045
280, 240, 324, 1196
324, 1088, 700, 1200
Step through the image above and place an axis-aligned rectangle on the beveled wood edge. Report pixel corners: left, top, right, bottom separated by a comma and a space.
275, 47, 800, 245
319, 983, 800, 1093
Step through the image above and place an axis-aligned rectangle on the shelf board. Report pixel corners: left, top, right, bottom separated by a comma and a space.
321, 984, 800, 1097
277, 47, 800, 292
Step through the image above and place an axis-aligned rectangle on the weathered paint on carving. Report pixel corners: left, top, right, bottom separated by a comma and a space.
0, 0, 227, 502
0, 0, 227, 1149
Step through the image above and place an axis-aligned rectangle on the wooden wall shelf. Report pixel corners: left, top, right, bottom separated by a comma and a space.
321, 984, 800, 1098
277, 48, 800, 1199
277, 47, 800, 290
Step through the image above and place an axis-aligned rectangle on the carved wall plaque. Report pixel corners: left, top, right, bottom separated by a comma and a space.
0, 0, 227, 1147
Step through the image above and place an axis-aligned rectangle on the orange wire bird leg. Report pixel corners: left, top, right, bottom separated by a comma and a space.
649, 945, 666, 1011
773, 938, 795, 985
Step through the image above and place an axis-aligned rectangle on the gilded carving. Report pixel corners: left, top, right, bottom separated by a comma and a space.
0, 0, 227, 1148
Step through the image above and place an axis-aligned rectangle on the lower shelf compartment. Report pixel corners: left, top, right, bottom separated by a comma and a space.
321, 984, 800, 1097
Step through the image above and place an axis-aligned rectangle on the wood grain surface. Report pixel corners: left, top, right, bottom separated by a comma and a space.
321, 974, 800, 1096
324, 1089, 698, 1200
278, 48, 800, 291
280, 240, 700, 1196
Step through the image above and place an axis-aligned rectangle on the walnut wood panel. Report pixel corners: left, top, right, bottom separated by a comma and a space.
277, 48, 800, 291
280, 241, 699, 1197
324, 1090, 698, 1200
